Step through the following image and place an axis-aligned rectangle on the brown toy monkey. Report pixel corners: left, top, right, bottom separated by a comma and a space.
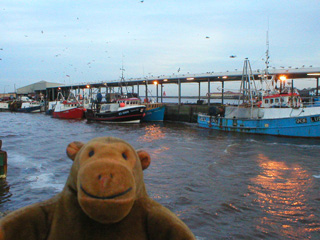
0, 137, 195, 239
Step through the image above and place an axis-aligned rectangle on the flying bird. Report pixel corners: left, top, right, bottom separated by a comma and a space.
229, 55, 237, 58
206, 36, 210, 39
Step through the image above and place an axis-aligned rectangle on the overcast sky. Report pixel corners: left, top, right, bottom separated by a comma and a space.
1, 0, 320, 94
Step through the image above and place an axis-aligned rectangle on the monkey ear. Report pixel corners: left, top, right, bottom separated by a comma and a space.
137, 150, 151, 170
66, 141, 84, 161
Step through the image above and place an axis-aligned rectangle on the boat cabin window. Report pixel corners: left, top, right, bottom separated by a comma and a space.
265, 99, 269, 104
270, 99, 274, 104
100, 103, 119, 112
275, 98, 279, 103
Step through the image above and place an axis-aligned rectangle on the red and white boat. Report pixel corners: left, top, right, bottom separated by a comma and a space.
52, 93, 85, 119
52, 100, 85, 119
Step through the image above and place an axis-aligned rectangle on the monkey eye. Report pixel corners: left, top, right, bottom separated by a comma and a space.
89, 150, 94, 157
122, 152, 127, 160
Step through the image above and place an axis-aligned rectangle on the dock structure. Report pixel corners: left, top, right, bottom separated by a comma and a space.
45, 67, 320, 106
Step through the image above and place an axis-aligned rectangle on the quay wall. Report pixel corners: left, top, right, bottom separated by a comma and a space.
164, 104, 215, 123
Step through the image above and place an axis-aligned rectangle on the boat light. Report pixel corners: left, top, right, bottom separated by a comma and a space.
186, 77, 194, 81
86, 85, 90, 88
307, 73, 320, 76
222, 76, 227, 79
279, 75, 287, 81
153, 81, 158, 85
163, 79, 168, 82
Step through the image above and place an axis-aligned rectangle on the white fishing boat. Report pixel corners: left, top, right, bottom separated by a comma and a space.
16, 97, 43, 113
0, 101, 10, 112
85, 97, 146, 123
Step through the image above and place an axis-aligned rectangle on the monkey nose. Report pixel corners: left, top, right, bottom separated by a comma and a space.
98, 173, 114, 188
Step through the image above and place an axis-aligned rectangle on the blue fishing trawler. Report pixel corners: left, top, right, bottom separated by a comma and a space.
142, 103, 165, 122
198, 58, 320, 138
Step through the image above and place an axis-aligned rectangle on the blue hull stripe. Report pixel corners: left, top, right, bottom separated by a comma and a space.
198, 114, 320, 138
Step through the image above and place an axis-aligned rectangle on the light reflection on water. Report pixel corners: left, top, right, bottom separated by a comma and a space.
249, 153, 320, 239
138, 124, 166, 143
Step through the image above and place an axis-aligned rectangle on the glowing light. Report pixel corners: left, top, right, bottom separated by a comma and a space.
279, 75, 287, 81
153, 81, 158, 85
186, 77, 194, 80
307, 73, 320, 76
222, 76, 227, 79
163, 79, 168, 82
86, 85, 90, 88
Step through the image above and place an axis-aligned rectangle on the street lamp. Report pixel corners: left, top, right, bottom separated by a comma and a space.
279, 75, 286, 93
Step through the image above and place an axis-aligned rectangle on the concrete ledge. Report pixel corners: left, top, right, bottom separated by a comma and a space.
164, 104, 213, 123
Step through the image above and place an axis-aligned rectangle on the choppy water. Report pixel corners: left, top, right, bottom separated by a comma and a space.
0, 112, 320, 239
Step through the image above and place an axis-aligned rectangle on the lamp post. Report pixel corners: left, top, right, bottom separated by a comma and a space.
3, 85, 9, 96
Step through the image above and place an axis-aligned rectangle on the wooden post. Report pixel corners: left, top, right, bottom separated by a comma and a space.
208, 78, 210, 106
178, 78, 181, 105
45, 89, 48, 111
156, 83, 159, 103
198, 82, 201, 102
145, 81, 148, 102
0, 140, 7, 178
222, 80, 225, 105
160, 84, 163, 103
317, 77, 319, 96
137, 83, 140, 96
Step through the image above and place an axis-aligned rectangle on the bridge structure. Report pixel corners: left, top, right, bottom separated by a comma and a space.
46, 66, 320, 105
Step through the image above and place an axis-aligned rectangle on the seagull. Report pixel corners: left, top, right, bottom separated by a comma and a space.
229, 55, 237, 58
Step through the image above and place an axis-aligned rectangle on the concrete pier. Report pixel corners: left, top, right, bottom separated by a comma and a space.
164, 104, 211, 123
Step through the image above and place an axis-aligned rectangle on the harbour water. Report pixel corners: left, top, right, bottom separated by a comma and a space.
0, 112, 320, 239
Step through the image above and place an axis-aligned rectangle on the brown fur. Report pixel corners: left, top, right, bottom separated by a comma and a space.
0, 137, 195, 239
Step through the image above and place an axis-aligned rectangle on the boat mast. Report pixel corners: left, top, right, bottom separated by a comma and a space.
239, 58, 256, 105
119, 65, 125, 95
261, 29, 275, 93
265, 30, 270, 76
119, 55, 129, 96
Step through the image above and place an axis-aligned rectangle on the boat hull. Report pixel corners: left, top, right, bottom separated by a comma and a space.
86, 106, 145, 123
142, 106, 165, 122
0, 102, 10, 112
17, 105, 41, 113
198, 112, 320, 138
53, 108, 84, 119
